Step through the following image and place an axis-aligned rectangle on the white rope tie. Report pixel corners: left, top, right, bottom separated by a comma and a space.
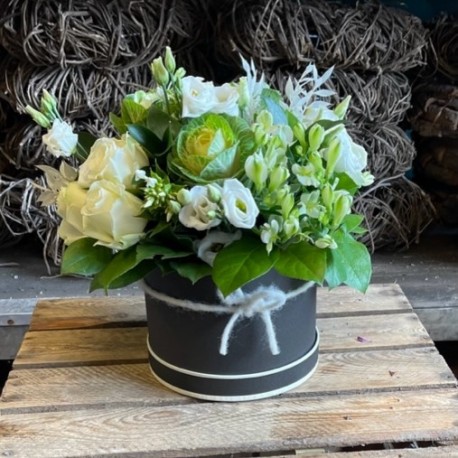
142, 281, 314, 356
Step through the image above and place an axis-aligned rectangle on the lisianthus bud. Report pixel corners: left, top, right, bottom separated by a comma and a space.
167, 200, 181, 215
308, 124, 325, 151
281, 191, 295, 219
315, 235, 337, 249
321, 184, 333, 210
293, 124, 307, 148
151, 58, 169, 86
176, 188, 191, 205
164, 47, 176, 73
334, 95, 351, 119
175, 67, 186, 80
40, 90, 59, 121
206, 183, 222, 203
237, 77, 250, 109
25, 106, 51, 128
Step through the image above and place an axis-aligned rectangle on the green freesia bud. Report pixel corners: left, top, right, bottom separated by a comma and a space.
333, 193, 352, 227
24, 106, 51, 128
164, 46, 176, 73
334, 95, 351, 119
175, 67, 186, 80
245, 152, 268, 192
238, 78, 250, 110
269, 165, 289, 192
283, 215, 300, 239
308, 124, 325, 151
257, 110, 273, 130
177, 188, 191, 205
293, 124, 307, 149
321, 184, 333, 210
281, 191, 295, 219
253, 125, 268, 146
325, 138, 342, 177
315, 235, 337, 249
151, 57, 169, 86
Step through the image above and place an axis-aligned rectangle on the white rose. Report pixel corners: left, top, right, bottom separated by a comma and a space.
56, 181, 87, 244
222, 179, 259, 229
333, 130, 371, 186
81, 180, 147, 250
179, 185, 221, 231
181, 76, 216, 118
212, 83, 239, 116
42, 120, 78, 158
78, 134, 148, 190
196, 230, 241, 265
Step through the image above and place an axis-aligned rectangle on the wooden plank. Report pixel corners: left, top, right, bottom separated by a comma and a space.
13, 327, 148, 368
12, 313, 433, 369
1, 347, 455, 414
317, 284, 412, 317
25, 285, 413, 333
29, 296, 146, 331
0, 389, 457, 457
301, 445, 458, 457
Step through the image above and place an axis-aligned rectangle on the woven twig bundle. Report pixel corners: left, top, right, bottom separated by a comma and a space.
0, 0, 194, 70
218, 0, 427, 73
347, 123, 416, 181
0, 174, 61, 264
430, 16, 458, 81
354, 177, 435, 252
0, 58, 153, 119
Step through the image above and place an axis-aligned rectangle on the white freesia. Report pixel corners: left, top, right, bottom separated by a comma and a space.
179, 185, 221, 231
78, 134, 148, 190
56, 181, 88, 245
42, 119, 78, 158
181, 76, 216, 118
196, 230, 242, 266
222, 179, 259, 229
213, 83, 240, 116
81, 180, 147, 250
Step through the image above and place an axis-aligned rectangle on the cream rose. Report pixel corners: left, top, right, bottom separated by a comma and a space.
56, 181, 87, 244
42, 119, 78, 158
81, 180, 147, 250
78, 134, 148, 190
222, 179, 259, 229
181, 76, 216, 118
178, 185, 221, 231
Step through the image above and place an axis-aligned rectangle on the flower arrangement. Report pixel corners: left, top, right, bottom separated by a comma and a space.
27, 48, 373, 297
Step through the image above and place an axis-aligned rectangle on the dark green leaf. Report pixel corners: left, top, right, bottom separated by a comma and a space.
127, 124, 166, 156
136, 243, 191, 261
146, 105, 180, 139
273, 242, 326, 284
122, 99, 147, 124
169, 261, 212, 284
105, 260, 157, 290
109, 113, 127, 135
75, 132, 97, 160
325, 230, 372, 293
61, 238, 112, 277
213, 236, 275, 296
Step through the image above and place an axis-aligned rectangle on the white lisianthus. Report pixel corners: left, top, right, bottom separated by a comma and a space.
213, 83, 240, 116
196, 230, 242, 265
42, 119, 78, 157
332, 130, 374, 187
221, 179, 259, 229
181, 76, 216, 118
179, 185, 221, 231
56, 181, 87, 244
78, 134, 148, 190
81, 180, 147, 250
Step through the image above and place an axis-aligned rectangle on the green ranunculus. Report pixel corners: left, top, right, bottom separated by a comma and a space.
168, 113, 254, 184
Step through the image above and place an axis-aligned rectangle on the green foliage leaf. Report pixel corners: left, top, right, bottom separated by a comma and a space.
61, 238, 112, 277
261, 88, 288, 125
109, 113, 127, 134
127, 124, 166, 156
325, 230, 372, 292
169, 261, 212, 284
342, 214, 367, 234
273, 241, 326, 284
147, 105, 180, 139
213, 236, 276, 296
122, 99, 147, 125
75, 132, 97, 160
136, 243, 191, 261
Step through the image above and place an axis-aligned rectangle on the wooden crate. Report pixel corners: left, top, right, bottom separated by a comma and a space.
1, 284, 457, 457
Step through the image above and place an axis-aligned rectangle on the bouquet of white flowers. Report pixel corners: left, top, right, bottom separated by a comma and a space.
27, 48, 373, 296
